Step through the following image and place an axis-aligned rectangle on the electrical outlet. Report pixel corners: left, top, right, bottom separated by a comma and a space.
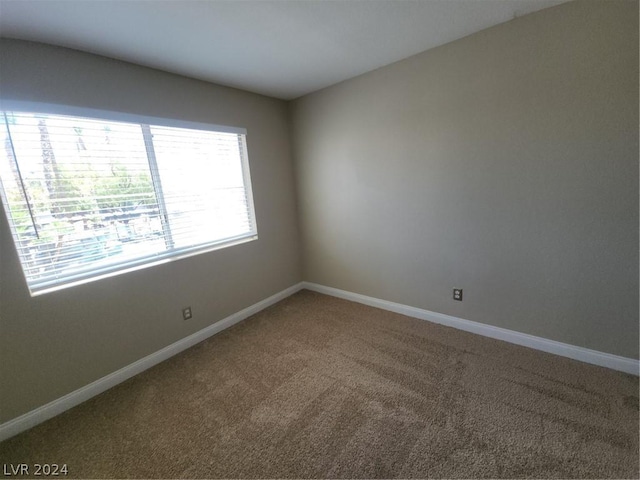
182, 307, 192, 320
453, 289, 463, 301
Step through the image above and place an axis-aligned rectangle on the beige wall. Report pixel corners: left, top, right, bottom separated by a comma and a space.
291, 0, 639, 359
0, 40, 302, 422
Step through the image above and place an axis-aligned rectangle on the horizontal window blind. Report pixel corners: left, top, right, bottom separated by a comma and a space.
0, 110, 257, 295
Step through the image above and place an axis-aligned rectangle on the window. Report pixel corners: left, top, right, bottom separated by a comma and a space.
0, 104, 257, 295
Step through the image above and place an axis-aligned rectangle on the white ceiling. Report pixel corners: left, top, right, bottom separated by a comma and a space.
0, 0, 566, 100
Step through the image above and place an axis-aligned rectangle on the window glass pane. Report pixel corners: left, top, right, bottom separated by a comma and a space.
0, 113, 164, 284
150, 125, 254, 249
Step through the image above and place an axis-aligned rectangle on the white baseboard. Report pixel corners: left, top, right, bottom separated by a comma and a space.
3, 281, 637, 442
302, 282, 640, 376
0, 283, 304, 443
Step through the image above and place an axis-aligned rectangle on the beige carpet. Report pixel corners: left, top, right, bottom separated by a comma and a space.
1, 290, 638, 479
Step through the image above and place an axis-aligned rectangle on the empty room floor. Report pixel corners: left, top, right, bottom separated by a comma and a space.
1, 290, 638, 478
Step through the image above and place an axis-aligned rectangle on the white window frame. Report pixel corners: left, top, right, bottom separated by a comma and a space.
0, 100, 258, 296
